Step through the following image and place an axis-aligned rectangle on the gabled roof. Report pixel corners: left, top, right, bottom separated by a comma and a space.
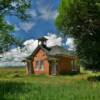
26, 44, 51, 60
25, 44, 76, 61
49, 46, 68, 56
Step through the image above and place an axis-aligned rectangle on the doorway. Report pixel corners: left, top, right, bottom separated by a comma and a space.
51, 62, 57, 75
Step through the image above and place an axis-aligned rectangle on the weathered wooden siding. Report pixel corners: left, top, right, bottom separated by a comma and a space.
58, 56, 73, 74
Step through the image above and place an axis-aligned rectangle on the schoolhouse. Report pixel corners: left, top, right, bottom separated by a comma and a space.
24, 37, 80, 75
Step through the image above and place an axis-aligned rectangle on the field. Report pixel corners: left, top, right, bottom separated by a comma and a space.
0, 67, 100, 100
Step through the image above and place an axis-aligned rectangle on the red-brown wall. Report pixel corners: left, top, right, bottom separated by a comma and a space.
27, 48, 79, 75
58, 56, 74, 74
32, 49, 49, 75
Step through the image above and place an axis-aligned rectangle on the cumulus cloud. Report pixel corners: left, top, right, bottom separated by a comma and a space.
23, 39, 38, 52
45, 33, 62, 47
23, 33, 62, 51
23, 33, 62, 52
19, 22, 35, 32
39, 9, 58, 20
36, 1, 58, 21
0, 34, 63, 67
66, 38, 75, 51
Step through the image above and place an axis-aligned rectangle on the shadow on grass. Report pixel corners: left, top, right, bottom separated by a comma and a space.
0, 81, 31, 100
88, 75, 100, 82
60, 71, 80, 76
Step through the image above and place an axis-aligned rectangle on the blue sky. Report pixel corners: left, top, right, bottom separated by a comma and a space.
6, 0, 60, 40
0, 0, 75, 66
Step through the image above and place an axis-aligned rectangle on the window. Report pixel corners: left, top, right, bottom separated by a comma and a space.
40, 61, 44, 71
36, 61, 38, 71
36, 61, 44, 71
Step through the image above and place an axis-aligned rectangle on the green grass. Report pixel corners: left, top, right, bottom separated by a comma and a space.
0, 67, 100, 100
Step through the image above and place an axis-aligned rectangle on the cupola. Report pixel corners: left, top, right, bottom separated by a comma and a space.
38, 37, 47, 46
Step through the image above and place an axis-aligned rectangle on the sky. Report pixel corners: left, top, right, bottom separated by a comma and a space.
6, 0, 60, 40
0, 33, 74, 67
0, 0, 75, 66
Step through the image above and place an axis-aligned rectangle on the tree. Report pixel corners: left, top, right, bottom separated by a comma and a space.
0, 0, 31, 52
56, 0, 100, 70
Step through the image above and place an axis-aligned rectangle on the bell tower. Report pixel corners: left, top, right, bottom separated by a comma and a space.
38, 37, 47, 46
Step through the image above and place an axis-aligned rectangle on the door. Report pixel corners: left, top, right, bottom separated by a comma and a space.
51, 63, 57, 75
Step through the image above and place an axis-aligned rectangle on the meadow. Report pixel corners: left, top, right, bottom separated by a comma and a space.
0, 67, 100, 100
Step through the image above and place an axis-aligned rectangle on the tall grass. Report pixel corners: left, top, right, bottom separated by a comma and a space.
0, 67, 100, 100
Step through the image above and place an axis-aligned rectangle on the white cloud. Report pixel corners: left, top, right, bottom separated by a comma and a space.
23, 33, 62, 52
23, 33, 62, 51
36, 1, 58, 21
40, 10, 58, 20
45, 33, 62, 47
0, 34, 63, 66
23, 39, 38, 52
66, 38, 75, 51
19, 22, 35, 32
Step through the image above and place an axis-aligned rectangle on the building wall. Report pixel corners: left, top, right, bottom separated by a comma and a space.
25, 60, 34, 75
32, 49, 49, 75
26, 48, 79, 75
58, 56, 75, 74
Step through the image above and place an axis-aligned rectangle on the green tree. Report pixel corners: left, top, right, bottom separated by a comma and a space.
56, 0, 100, 70
0, 0, 31, 52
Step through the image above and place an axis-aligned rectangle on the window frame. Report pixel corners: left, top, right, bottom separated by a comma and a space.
35, 60, 44, 71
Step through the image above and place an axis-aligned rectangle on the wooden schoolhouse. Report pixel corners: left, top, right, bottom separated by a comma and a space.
24, 37, 80, 75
